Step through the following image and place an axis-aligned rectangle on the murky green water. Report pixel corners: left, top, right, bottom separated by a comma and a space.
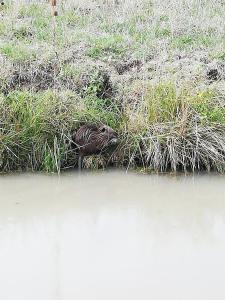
0, 171, 225, 300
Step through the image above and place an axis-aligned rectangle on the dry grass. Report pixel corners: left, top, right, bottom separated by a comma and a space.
0, 0, 225, 172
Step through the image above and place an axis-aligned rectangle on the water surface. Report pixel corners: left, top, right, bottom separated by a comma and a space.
0, 171, 225, 300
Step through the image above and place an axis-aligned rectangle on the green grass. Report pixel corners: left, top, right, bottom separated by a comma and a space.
172, 33, 215, 49
214, 51, 225, 61
87, 35, 126, 58
145, 83, 182, 123
63, 11, 90, 27
0, 23, 7, 36
155, 27, 171, 38
192, 91, 225, 124
0, 42, 37, 61
18, 4, 47, 18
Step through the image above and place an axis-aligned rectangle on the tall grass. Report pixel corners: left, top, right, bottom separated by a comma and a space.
0, 83, 224, 172
0, 0, 224, 172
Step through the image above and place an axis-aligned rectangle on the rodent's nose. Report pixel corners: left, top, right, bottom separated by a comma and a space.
110, 137, 118, 145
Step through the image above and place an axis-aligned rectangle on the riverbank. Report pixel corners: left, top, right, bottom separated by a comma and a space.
0, 0, 224, 172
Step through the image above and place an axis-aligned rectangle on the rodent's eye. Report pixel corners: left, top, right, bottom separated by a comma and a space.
101, 127, 106, 132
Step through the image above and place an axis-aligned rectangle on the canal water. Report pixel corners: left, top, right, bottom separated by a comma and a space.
0, 171, 225, 300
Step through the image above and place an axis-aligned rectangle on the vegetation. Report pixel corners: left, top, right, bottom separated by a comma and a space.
0, 0, 224, 172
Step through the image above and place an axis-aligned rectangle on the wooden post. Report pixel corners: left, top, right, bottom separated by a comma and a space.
50, 0, 59, 82
51, 0, 58, 16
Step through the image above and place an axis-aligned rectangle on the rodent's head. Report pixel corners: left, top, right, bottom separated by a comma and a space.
98, 124, 118, 145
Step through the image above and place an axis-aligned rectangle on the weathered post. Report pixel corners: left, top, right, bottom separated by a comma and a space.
50, 0, 58, 16
50, 0, 59, 88
50, 0, 58, 46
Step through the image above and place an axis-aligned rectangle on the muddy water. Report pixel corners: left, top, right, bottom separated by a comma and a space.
0, 171, 225, 300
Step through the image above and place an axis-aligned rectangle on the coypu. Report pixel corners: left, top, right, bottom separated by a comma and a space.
73, 123, 118, 170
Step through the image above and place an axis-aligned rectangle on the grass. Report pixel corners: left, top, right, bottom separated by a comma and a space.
0, 83, 224, 172
0, 0, 224, 173
0, 42, 37, 61
87, 35, 126, 58
172, 33, 215, 50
